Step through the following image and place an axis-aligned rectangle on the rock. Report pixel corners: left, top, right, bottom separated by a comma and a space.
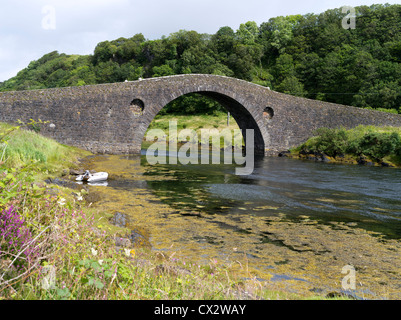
278, 150, 291, 157
381, 162, 394, 167
45, 177, 80, 190
357, 156, 372, 166
69, 169, 97, 175
326, 291, 359, 300
115, 236, 132, 248
129, 230, 147, 246
111, 212, 130, 228
154, 264, 192, 277
320, 154, 331, 162
181, 211, 202, 217
70, 169, 85, 175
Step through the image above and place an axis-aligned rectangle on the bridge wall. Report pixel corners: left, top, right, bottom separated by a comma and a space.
1, 74, 401, 155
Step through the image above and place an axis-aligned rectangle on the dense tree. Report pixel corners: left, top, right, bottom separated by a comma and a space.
1, 4, 401, 114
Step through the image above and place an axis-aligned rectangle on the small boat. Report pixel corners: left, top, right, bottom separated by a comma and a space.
76, 170, 108, 183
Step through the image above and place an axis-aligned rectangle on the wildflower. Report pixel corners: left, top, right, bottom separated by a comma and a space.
57, 197, 66, 206
91, 248, 98, 256
98, 260, 103, 265
123, 248, 131, 257
0, 206, 36, 266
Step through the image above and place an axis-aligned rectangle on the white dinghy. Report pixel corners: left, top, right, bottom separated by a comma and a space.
76, 170, 108, 183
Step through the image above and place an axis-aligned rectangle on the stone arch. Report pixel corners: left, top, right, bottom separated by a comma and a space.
137, 87, 268, 155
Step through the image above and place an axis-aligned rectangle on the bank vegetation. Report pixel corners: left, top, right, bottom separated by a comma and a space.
289, 125, 401, 167
1, 122, 341, 300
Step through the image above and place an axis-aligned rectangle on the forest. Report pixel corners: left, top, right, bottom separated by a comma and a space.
1, 3, 400, 115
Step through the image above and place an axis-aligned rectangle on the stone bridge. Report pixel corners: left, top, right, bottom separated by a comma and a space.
1, 74, 401, 155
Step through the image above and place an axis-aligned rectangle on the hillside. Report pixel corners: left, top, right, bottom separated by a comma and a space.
1, 3, 401, 114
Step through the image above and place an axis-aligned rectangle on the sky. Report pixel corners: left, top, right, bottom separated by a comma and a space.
1, 0, 400, 81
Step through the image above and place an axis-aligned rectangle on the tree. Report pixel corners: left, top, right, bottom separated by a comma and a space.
92, 41, 118, 65
211, 26, 236, 60
236, 21, 259, 45
152, 64, 175, 77
276, 75, 307, 97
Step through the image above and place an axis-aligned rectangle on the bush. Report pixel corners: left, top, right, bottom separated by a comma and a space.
348, 132, 401, 162
300, 128, 348, 157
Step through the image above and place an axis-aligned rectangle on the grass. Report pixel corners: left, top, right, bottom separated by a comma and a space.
0, 120, 345, 300
144, 112, 244, 149
0, 122, 90, 178
146, 112, 240, 136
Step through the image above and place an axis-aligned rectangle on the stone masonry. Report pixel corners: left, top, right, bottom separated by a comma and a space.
1, 74, 401, 155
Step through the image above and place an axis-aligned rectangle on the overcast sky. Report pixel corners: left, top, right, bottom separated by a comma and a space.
1, 0, 400, 81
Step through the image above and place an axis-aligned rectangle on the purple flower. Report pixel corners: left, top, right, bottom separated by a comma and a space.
0, 206, 37, 268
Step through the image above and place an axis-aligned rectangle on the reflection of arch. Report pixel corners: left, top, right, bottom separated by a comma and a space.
140, 91, 267, 154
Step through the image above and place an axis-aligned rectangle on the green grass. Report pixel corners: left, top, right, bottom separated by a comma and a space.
144, 112, 244, 148
0, 122, 90, 178
147, 112, 239, 132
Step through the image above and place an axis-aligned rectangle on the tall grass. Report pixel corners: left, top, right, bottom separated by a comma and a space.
0, 122, 88, 173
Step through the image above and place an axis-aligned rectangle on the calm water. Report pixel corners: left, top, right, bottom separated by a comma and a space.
107, 152, 401, 239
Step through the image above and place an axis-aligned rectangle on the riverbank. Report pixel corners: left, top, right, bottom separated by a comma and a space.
285, 125, 401, 168
1, 122, 333, 300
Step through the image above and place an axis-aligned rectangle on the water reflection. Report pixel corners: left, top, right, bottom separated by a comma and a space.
140, 154, 401, 238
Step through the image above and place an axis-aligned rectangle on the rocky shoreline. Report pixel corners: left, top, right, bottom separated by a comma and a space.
278, 150, 400, 168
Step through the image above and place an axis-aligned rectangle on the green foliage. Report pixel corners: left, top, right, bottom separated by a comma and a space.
348, 131, 401, 161
158, 94, 223, 115
299, 126, 401, 164
0, 121, 85, 171
300, 128, 348, 157
1, 5, 401, 113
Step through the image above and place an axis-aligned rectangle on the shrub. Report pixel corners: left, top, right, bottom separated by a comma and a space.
349, 132, 401, 162
301, 128, 348, 157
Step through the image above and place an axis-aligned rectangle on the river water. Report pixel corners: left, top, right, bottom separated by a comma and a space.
85, 151, 401, 298
142, 153, 401, 238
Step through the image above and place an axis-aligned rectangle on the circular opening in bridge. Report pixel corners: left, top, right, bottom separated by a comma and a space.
263, 107, 274, 119
131, 99, 145, 112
